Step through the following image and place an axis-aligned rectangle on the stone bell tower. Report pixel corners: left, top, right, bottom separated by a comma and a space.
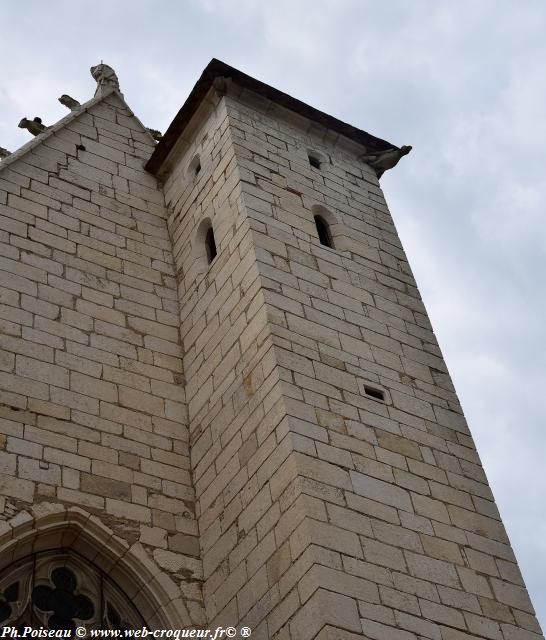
146, 61, 544, 639
0, 59, 543, 640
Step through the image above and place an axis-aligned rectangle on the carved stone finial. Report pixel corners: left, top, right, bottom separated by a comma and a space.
146, 128, 163, 142
90, 63, 120, 96
0, 147, 11, 160
59, 94, 81, 110
18, 117, 47, 137
361, 145, 412, 178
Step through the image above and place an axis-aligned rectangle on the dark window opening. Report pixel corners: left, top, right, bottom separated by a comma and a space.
314, 215, 333, 248
363, 385, 385, 402
205, 227, 217, 264
188, 154, 201, 178
308, 154, 321, 169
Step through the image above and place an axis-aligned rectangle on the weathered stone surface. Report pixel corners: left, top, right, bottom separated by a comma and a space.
0, 61, 542, 640
0, 86, 203, 625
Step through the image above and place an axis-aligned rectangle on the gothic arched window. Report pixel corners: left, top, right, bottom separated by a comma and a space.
0, 551, 145, 632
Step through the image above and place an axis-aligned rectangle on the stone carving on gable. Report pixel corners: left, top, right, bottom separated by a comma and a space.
146, 128, 163, 141
361, 145, 412, 178
59, 94, 81, 110
90, 63, 120, 96
18, 117, 47, 136
0, 146, 11, 159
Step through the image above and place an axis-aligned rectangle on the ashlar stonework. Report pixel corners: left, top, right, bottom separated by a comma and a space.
0, 59, 542, 640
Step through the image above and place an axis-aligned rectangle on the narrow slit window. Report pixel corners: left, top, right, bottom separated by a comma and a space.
308, 154, 321, 169
205, 227, 217, 264
363, 385, 385, 402
314, 215, 333, 248
188, 154, 201, 178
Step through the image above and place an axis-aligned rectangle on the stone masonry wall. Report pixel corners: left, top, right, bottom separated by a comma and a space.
1, 73, 542, 640
215, 89, 544, 639
163, 92, 289, 631
0, 92, 204, 626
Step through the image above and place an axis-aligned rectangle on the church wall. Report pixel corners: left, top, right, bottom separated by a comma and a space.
0, 93, 204, 626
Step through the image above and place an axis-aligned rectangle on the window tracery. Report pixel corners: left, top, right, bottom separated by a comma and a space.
0, 551, 145, 632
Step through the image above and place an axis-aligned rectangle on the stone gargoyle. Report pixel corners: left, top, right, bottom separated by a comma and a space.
18, 117, 47, 136
146, 128, 163, 142
361, 145, 412, 178
59, 95, 81, 110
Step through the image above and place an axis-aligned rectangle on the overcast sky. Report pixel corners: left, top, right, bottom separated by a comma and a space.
1, 0, 545, 628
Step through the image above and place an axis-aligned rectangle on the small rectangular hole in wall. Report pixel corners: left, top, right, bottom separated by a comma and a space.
364, 385, 385, 402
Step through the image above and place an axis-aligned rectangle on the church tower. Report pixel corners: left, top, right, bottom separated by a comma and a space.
0, 60, 543, 640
